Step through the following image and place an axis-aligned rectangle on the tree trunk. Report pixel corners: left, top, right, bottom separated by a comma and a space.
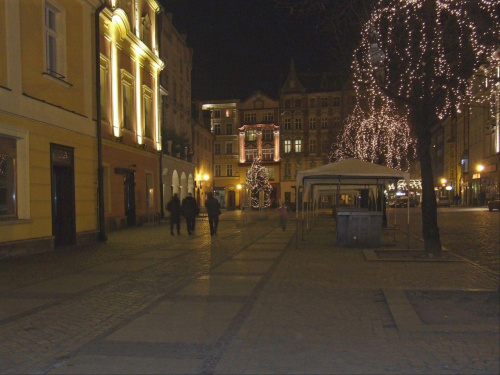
416, 121, 442, 255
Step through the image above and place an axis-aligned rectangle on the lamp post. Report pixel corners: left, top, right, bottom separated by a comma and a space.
237, 184, 242, 210
476, 164, 485, 205
196, 173, 210, 205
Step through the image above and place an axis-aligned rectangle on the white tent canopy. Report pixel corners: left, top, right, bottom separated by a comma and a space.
296, 158, 410, 204
295, 159, 411, 243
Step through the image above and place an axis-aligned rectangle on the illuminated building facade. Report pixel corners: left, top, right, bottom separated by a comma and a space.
238, 91, 281, 208
98, 0, 164, 230
0, 0, 101, 257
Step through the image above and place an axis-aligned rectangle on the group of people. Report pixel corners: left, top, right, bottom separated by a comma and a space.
167, 192, 291, 235
166, 192, 221, 236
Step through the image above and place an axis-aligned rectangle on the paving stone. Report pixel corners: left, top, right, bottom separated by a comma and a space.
0, 210, 498, 375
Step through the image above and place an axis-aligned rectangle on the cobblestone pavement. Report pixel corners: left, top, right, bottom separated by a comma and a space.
390, 206, 500, 273
0, 210, 498, 374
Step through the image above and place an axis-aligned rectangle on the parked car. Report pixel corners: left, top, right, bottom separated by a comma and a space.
436, 196, 451, 207
488, 194, 500, 212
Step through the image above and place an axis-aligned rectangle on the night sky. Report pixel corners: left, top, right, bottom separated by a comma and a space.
160, 0, 341, 100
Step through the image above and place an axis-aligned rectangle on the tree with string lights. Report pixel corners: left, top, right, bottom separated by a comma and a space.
353, 0, 500, 255
331, 99, 416, 171
245, 157, 273, 209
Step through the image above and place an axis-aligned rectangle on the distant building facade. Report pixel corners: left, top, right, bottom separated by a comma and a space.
158, 11, 195, 215
202, 61, 356, 210
191, 101, 214, 206
202, 100, 240, 208
279, 60, 356, 208
432, 60, 500, 205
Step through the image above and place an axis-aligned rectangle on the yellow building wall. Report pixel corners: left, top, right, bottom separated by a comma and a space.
19, 0, 86, 115
0, 113, 97, 242
0, 0, 6, 88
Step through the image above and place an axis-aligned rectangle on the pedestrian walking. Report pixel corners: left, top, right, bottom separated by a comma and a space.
166, 193, 181, 235
181, 192, 199, 235
278, 201, 289, 230
205, 192, 221, 236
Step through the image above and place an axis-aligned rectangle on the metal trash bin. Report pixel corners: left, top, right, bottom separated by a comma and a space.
336, 209, 382, 247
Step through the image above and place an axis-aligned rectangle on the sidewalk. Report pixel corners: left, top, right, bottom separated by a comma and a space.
0, 210, 498, 374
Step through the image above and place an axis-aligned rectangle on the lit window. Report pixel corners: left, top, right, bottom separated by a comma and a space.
284, 140, 291, 153
225, 109, 231, 117
294, 139, 302, 153
246, 129, 257, 141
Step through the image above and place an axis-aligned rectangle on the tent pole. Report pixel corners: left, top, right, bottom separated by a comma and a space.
407, 189, 410, 249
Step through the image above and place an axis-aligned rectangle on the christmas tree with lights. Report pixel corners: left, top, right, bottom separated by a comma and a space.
245, 157, 273, 209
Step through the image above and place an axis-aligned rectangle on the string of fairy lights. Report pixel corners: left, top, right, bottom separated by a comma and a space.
331, 99, 416, 171
352, 0, 500, 122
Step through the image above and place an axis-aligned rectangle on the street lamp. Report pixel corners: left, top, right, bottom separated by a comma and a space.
237, 184, 242, 209
476, 164, 485, 205
195, 173, 210, 204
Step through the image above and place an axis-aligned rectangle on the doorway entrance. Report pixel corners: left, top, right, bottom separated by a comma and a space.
227, 190, 235, 210
51, 144, 76, 247
115, 168, 136, 226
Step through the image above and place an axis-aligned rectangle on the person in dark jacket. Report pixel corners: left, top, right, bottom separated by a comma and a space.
205, 192, 221, 236
166, 194, 181, 235
181, 193, 199, 235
